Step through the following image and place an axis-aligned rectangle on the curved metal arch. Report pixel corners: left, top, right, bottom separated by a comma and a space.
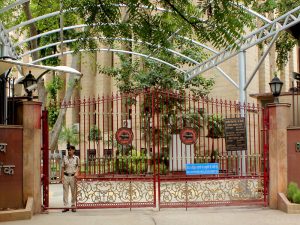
15, 24, 94, 47
31, 48, 186, 74
20, 36, 238, 88
230, 2, 271, 24
6, 4, 168, 32
186, 5, 300, 81
178, 36, 218, 54
15, 23, 221, 56
5, 3, 270, 33
7, 2, 269, 57
20, 37, 201, 64
1, 1, 255, 89
0, 0, 30, 14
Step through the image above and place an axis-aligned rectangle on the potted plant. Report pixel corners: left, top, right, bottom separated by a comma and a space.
278, 182, 300, 213
287, 182, 300, 204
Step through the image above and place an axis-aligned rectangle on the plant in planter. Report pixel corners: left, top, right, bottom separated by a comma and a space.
287, 182, 300, 204
88, 125, 102, 142
206, 115, 224, 139
278, 182, 300, 213
210, 149, 219, 163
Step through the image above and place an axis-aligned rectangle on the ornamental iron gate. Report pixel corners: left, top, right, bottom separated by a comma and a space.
42, 89, 269, 209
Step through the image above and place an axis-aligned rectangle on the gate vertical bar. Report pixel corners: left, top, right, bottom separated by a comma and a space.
263, 107, 269, 206
152, 90, 156, 208
157, 91, 161, 209
42, 109, 49, 208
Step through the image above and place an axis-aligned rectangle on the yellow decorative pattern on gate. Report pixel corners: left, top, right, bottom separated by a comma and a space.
160, 178, 263, 204
77, 180, 154, 205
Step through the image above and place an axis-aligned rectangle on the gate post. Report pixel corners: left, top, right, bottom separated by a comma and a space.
17, 101, 42, 214
267, 103, 290, 209
41, 110, 49, 209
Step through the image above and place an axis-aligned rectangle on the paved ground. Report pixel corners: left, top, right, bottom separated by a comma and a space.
2, 206, 300, 225
3, 184, 300, 225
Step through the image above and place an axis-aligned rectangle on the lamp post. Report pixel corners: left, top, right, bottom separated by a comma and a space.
269, 75, 283, 103
22, 71, 37, 100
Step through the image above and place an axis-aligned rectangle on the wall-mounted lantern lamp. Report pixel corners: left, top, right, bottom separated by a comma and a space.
269, 75, 283, 103
21, 71, 37, 100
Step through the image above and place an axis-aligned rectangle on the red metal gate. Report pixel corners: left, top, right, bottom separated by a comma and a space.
44, 89, 269, 209
152, 90, 269, 208
41, 109, 49, 209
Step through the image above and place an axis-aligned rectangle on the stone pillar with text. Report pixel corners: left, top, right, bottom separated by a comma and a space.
267, 103, 290, 209
17, 101, 42, 214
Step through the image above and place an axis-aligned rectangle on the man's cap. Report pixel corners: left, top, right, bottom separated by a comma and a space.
67, 145, 75, 150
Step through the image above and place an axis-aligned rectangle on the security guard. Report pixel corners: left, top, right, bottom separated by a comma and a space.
61, 145, 79, 212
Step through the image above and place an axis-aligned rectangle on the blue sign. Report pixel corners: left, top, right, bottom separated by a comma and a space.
186, 163, 219, 175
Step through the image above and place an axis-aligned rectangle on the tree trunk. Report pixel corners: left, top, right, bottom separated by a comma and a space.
49, 75, 81, 151
23, 1, 47, 107
23, 2, 39, 61
23, 1, 47, 158
23, 2, 80, 152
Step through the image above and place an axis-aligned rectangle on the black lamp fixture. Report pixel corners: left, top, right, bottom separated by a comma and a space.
286, 22, 300, 43
22, 71, 37, 100
269, 75, 283, 103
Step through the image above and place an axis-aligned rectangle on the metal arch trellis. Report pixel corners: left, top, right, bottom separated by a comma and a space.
13, 22, 237, 87
0, 1, 275, 89
5, 3, 268, 33
31, 48, 186, 74
1, 1, 299, 90
186, 5, 300, 81
1, 2, 271, 58
19, 36, 239, 88
14, 24, 220, 64
15, 25, 219, 56
20, 37, 201, 64
13, 19, 239, 87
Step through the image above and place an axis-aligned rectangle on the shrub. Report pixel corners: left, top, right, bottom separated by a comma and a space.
292, 190, 300, 204
287, 182, 298, 202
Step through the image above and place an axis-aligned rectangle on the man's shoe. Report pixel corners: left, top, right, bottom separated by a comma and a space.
62, 209, 69, 213
72, 209, 76, 212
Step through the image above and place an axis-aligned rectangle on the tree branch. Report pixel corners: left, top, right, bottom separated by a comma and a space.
162, 0, 199, 30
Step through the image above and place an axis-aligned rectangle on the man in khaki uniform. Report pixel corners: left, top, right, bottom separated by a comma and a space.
61, 145, 79, 212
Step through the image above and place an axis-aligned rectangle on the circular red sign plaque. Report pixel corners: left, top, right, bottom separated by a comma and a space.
180, 128, 198, 145
115, 127, 134, 145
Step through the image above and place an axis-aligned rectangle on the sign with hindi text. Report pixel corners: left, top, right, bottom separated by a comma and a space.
186, 163, 219, 175
0, 126, 23, 209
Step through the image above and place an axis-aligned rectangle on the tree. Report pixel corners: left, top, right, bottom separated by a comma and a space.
63, 0, 256, 51
99, 53, 214, 96
58, 126, 79, 148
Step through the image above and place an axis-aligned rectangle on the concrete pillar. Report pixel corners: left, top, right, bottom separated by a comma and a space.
96, 44, 112, 97
267, 103, 290, 209
65, 54, 80, 127
17, 101, 42, 214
